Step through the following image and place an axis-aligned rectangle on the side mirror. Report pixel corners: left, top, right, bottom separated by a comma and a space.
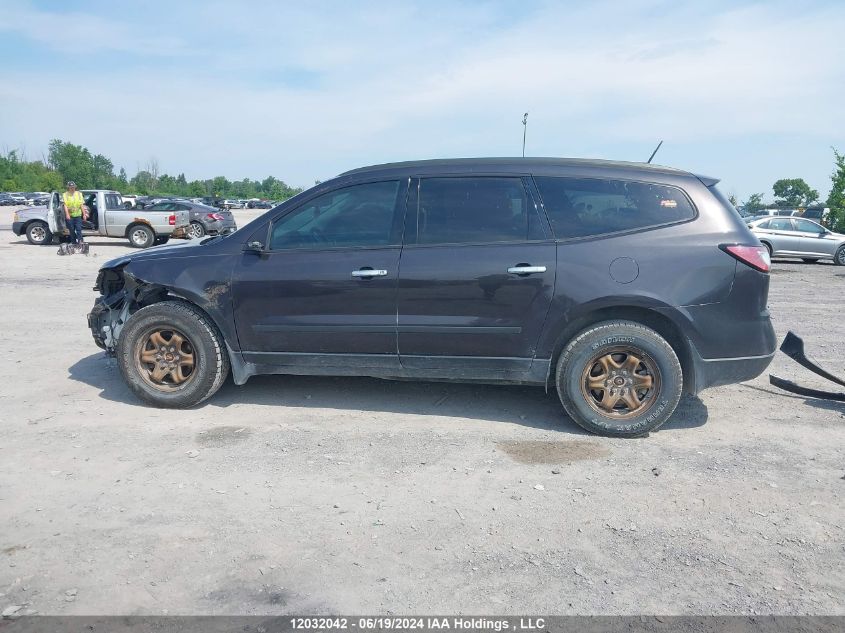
243, 240, 264, 252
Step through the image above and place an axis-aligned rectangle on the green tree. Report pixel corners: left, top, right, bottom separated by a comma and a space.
772, 178, 818, 207
48, 139, 94, 187
116, 167, 129, 190
742, 193, 766, 214
826, 147, 845, 232
130, 170, 155, 194
188, 180, 205, 196
91, 153, 115, 188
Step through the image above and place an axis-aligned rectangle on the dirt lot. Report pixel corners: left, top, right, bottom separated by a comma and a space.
0, 224, 842, 616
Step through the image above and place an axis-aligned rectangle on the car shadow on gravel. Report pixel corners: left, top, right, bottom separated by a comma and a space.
69, 352, 709, 434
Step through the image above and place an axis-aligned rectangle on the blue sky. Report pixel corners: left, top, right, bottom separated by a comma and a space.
1, 0, 844, 202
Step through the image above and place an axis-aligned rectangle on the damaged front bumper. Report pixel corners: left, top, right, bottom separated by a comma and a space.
87, 291, 130, 351
769, 331, 845, 401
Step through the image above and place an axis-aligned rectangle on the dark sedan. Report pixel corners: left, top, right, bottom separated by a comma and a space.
145, 201, 237, 238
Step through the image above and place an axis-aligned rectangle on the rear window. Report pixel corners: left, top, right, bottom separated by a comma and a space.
534, 176, 696, 239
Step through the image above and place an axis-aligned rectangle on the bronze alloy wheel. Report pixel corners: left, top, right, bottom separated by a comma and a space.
579, 345, 661, 419
134, 327, 197, 391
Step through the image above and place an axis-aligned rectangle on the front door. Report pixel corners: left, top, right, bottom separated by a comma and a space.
47, 192, 66, 235
792, 218, 839, 257
232, 179, 408, 371
397, 176, 555, 377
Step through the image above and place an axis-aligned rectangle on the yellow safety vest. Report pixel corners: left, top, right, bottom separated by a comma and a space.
63, 191, 84, 217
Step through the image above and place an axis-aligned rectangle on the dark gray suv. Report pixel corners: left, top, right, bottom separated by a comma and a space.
88, 158, 776, 437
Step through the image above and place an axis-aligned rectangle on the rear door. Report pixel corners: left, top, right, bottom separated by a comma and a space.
760, 218, 803, 255
96, 192, 126, 233
396, 176, 555, 377
232, 179, 407, 370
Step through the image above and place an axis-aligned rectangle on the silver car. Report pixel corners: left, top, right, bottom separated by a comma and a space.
749, 217, 845, 265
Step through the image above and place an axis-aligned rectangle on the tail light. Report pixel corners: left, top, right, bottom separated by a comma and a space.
168, 214, 176, 225
720, 244, 770, 273
207, 212, 225, 221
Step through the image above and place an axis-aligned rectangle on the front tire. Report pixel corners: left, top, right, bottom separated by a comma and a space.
555, 320, 683, 437
127, 224, 155, 248
835, 245, 845, 266
26, 221, 52, 245
117, 301, 229, 408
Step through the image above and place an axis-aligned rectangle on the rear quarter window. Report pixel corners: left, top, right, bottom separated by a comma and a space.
534, 176, 696, 239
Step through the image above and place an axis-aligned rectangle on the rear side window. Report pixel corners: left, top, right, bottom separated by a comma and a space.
412, 177, 538, 245
104, 194, 123, 209
768, 218, 794, 231
534, 176, 696, 239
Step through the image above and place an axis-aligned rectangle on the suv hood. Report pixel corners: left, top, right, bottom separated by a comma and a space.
100, 235, 224, 269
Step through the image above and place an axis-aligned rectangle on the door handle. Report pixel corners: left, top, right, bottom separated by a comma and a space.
351, 268, 388, 278
507, 265, 547, 275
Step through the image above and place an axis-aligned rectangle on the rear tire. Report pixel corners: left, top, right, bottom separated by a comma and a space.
117, 301, 229, 408
555, 320, 683, 437
26, 221, 52, 245
835, 246, 845, 266
127, 223, 155, 248
188, 221, 205, 239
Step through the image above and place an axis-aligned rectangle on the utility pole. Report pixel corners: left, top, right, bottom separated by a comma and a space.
522, 112, 529, 157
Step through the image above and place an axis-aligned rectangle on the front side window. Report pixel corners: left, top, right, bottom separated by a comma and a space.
269, 180, 400, 250
413, 177, 534, 245
534, 176, 696, 239
792, 218, 824, 234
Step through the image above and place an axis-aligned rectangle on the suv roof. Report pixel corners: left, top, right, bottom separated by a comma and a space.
339, 157, 695, 179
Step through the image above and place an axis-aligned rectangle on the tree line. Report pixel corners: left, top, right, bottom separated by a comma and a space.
0, 139, 303, 201
2, 139, 844, 230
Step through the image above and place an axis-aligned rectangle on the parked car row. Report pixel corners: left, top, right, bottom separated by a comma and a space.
0, 191, 50, 206
10, 189, 237, 248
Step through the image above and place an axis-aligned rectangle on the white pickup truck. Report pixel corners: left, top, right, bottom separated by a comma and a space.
12, 189, 190, 248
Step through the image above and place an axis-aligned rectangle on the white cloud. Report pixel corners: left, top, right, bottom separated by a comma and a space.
1, 0, 843, 198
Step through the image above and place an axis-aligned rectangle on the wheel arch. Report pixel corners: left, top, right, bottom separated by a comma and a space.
545, 305, 695, 394
124, 219, 153, 238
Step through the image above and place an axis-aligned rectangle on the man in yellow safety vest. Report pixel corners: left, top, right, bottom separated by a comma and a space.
62, 181, 88, 245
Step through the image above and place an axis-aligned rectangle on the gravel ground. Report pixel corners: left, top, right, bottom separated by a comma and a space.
0, 224, 842, 616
